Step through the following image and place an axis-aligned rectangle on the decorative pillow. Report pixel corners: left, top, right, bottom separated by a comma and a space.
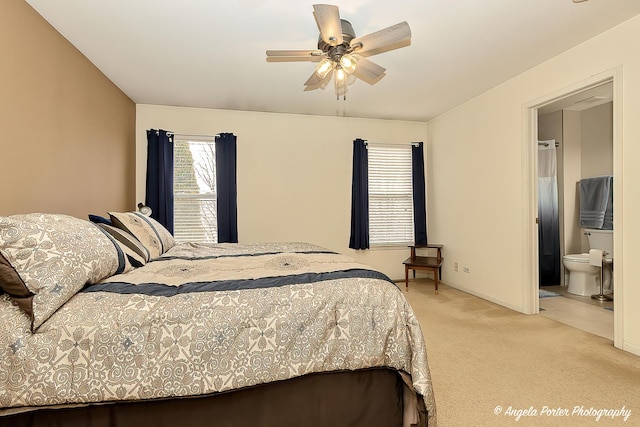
88, 214, 112, 225
97, 224, 149, 266
94, 226, 136, 273
0, 213, 123, 330
109, 212, 174, 260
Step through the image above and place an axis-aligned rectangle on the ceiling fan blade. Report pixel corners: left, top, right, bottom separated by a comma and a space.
304, 69, 333, 91
267, 57, 323, 63
352, 57, 386, 85
267, 49, 322, 61
350, 21, 411, 57
266, 49, 323, 57
313, 4, 343, 46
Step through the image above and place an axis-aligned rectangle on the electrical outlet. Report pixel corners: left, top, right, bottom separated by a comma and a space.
463, 266, 470, 273
454, 262, 459, 272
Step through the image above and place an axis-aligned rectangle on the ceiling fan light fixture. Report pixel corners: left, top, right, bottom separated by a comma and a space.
315, 58, 334, 78
334, 68, 348, 100
339, 54, 357, 74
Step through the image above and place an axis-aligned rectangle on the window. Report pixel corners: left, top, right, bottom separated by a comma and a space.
173, 136, 217, 243
367, 144, 414, 246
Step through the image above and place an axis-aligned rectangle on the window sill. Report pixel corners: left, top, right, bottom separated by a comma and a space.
368, 243, 413, 251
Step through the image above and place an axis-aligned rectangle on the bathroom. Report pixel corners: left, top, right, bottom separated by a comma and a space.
537, 82, 614, 338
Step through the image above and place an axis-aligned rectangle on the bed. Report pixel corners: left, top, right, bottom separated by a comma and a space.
0, 212, 436, 426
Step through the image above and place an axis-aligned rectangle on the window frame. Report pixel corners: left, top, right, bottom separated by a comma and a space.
172, 135, 218, 243
366, 143, 415, 247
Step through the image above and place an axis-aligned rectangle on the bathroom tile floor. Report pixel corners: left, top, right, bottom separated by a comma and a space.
539, 285, 613, 341
544, 284, 613, 309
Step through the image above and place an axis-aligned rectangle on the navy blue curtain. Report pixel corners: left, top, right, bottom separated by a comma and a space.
349, 139, 369, 249
215, 133, 238, 243
412, 142, 428, 245
145, 129, 174, 234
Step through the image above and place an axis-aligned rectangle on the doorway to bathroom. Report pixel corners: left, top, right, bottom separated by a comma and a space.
522, 68, 623, 348
538, 82, 614, 340
537, 81, 613, 283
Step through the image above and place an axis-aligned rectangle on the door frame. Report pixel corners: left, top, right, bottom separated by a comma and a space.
521, 66, 623, 348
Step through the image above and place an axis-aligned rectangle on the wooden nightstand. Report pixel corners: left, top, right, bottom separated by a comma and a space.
403, 244, 443, 294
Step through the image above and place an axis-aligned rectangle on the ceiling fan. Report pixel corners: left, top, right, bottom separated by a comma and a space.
266, 4, 411, 100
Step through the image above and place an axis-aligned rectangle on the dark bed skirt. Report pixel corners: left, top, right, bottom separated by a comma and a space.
0, 368, 428, 427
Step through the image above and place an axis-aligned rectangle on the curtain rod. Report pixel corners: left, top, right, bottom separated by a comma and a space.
165, 131, 220, 139
538, 140, 559, 147
152, 130, 221, 139
364, 141, 421, 147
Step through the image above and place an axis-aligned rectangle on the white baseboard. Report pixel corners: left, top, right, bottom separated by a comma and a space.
438, 281, 526, 314
621, 341, 640, 357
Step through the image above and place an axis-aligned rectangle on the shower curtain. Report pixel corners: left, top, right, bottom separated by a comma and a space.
538, 141, 561, 286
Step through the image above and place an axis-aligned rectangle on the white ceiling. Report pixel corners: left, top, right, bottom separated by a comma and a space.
25, 0, 640, 122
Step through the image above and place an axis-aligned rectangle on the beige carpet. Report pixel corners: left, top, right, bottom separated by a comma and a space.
402, 281, 640, 426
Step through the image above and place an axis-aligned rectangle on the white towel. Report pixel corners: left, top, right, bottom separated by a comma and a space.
589, 249, 604, 267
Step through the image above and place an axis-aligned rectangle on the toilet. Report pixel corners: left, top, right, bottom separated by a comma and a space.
562, 229, 613, 296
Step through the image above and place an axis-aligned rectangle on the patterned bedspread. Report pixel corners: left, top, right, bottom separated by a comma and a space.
0, 242, 436, 424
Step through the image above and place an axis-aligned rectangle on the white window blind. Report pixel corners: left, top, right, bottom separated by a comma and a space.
173, 137, 217, 243
368, 144, 414, 246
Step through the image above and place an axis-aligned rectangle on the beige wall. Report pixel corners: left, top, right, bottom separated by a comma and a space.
581, 102, 613, 178
563, 110, 583, 257
136, 105, 427, 280
0, 0, 136, 218
427, 14, 640, 355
